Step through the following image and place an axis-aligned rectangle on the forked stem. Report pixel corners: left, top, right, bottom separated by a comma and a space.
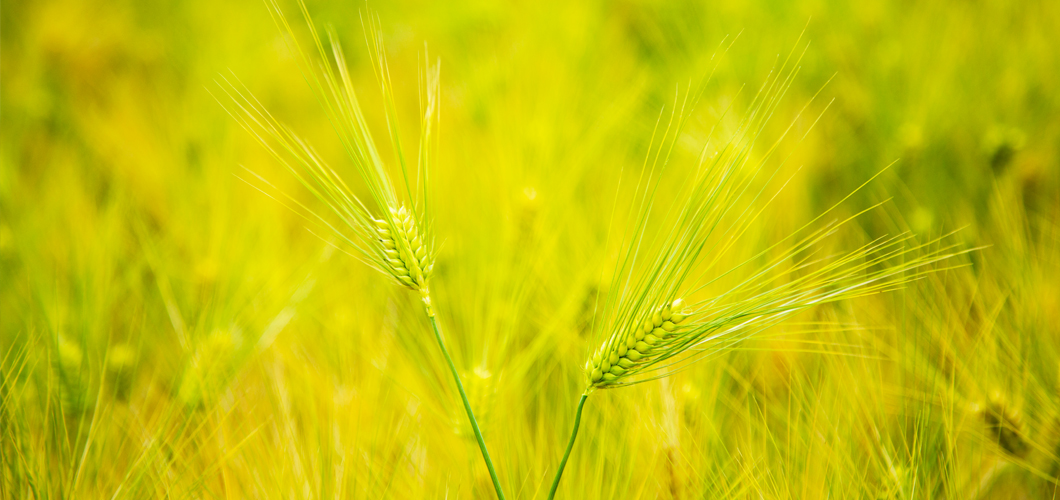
548, 393, 589, 499
426, 304, 507, 500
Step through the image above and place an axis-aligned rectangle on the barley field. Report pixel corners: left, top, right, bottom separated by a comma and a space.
2, 0, 1059, 498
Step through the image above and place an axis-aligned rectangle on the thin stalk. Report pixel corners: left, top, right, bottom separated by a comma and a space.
426, 305, 507, 500
548, 393, 589, 499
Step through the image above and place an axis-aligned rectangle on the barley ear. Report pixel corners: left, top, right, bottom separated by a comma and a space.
586, 299, 692, 388
373, 204, 435, 294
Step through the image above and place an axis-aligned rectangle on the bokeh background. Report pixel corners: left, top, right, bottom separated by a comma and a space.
2, 0, 1059, 497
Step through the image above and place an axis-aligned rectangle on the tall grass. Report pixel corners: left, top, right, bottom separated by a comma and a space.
2, 0, 1058, 497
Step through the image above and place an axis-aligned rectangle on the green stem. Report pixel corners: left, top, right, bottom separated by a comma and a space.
427, 311, 506, 500
548, 393, 589, 500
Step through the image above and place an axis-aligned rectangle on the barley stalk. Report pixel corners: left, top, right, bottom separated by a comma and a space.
548, 393, 588, 499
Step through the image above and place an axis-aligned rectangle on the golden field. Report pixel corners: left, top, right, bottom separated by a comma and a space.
2, 0, 1059, 498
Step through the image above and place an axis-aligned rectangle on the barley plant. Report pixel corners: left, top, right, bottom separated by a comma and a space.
217, 2, 505, 497
545, 48, 972, 497
3, 0, 1060, 498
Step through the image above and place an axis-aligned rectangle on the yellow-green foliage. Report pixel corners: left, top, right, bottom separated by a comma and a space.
2, 0, 1059, 498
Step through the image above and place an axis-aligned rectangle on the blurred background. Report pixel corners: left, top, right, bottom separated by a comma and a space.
2, 0, 1058, 497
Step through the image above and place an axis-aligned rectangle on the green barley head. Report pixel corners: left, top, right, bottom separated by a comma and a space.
584, 45, 970, 390
216, 1, 439, 299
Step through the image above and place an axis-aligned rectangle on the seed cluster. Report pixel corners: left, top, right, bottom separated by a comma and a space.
587, 299, 690, 386
982, 396, 1030, 458
375, 205, 433, 290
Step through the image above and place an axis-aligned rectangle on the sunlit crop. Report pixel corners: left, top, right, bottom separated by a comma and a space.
3, 0, 1058, 498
